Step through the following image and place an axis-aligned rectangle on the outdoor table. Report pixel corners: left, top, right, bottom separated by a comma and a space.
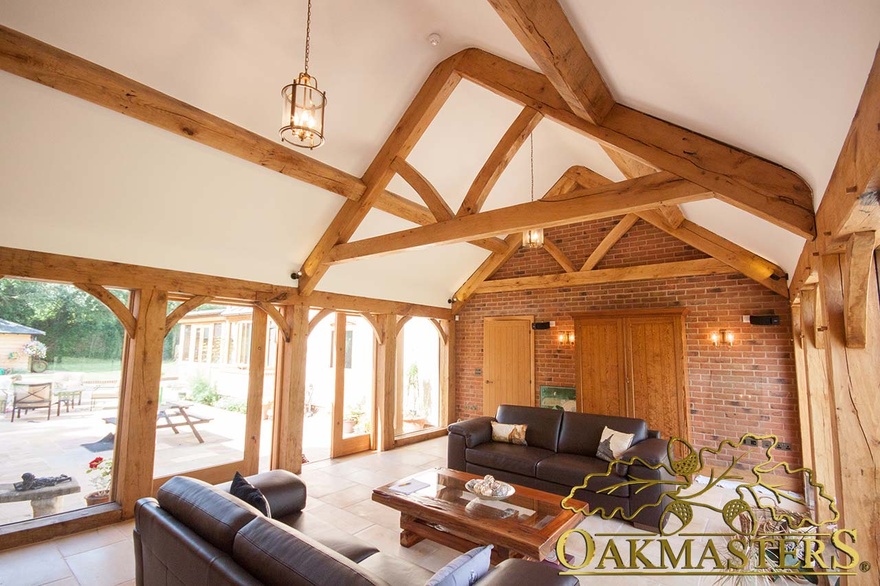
157, 401, 213, 443
0, 477, 81, 518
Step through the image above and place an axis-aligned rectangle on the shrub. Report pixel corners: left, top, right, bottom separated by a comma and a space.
190, 377, 220, 406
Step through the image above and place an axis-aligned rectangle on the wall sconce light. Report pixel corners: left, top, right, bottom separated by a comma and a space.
558, 331, 575, 345
710, 330, 735, 347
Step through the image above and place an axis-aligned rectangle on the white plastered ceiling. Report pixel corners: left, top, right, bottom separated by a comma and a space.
0, 0, 878, 306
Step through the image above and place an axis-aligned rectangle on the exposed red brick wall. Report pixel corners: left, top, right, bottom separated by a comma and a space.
455, 218, 802, 476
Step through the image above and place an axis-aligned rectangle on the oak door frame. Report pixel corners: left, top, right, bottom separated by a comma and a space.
482, 315, 536, 414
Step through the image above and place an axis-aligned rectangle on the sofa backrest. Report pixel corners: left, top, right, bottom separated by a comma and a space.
557, 411, 648, 457
496, 404, 564, 452
135, 499, 262, 586
233, 516, 387, 586
157, 476, 261, 555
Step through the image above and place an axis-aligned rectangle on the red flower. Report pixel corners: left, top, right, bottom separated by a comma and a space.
89, 457, 103, 469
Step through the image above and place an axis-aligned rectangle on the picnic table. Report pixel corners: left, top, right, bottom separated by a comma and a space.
103, 401, 213, 443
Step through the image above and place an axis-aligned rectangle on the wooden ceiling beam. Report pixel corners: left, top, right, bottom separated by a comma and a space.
581, 214, 639, 271
454, 48, 815, 239
297, 54, 464, 294
474, 258, 737, 294
603, 147, 685, 229
487, 0, 614, 124
327, 173, 711, 264
542, 237, 577, 273
451, 234, 522, 313
638, 209, 790, 298
457, 107, 543, 217
0, 26, 435, 232
816, 43, 880, 253
390, 157, 507, 253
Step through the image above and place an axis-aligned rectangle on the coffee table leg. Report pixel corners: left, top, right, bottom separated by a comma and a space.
399, 514, 425, 547
30, 496, 62, 518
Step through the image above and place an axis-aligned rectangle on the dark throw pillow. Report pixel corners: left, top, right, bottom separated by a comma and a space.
230, 471, 271, 517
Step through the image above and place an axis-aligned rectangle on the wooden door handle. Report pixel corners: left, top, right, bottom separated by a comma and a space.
485, 380, 493, 384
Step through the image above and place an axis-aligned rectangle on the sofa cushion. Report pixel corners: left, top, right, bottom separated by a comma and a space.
466, 443, 554, 478
157, 476, 259, 555
233, 516, 386, 586
491, 422, 527, 445
426, 545, 492, 586
557, 412, 647, 457
281, 510, 379, 563
535, 453, 629, 497
496, 405, 563, 452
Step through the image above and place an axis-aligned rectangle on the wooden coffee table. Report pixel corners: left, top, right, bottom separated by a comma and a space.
372, 468, 586, 565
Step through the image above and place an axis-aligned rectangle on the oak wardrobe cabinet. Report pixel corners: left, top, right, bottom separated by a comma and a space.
574, 309, 690, 446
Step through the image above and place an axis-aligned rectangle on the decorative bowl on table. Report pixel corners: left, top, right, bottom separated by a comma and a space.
465, 475, 515, 501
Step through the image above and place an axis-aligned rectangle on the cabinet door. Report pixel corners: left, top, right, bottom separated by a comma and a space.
625, 315, 689, 444
575, 318, 626, 415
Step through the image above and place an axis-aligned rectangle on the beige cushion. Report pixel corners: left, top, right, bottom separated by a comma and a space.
596, 426, 634, 462
491, 422, 528, 446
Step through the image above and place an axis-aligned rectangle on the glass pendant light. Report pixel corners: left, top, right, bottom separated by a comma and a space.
280, 0, 326, 149
523, 133, 544, 248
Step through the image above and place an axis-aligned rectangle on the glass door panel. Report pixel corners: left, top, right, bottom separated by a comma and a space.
332, 313, 374, 457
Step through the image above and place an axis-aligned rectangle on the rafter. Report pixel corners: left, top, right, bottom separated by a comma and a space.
451, 234, 522, 313
542, 237, 576, 273
637, 209, 790, 297
581, 214, 639, 271
474, 258, 737, 294
487, 0, 614, 124
297, 53, 464, 294
454, 48, 815, 239
390, 157, 507, 253
457, 107, 543, 217
603, 148, 685, 229
327, 173, 711, 264
816, 43, 880, 252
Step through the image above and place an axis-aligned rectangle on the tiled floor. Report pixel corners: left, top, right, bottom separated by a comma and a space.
0, 437, 806, 586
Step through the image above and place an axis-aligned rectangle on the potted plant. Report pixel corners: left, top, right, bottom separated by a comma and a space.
85, 456, 112, 505
343, 402, 365, 434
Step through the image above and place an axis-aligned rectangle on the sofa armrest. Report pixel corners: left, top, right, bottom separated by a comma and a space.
477, 559, 578, 585
620, 437, 669, 467
217, 470, 307, 518
447, 416, 494, 448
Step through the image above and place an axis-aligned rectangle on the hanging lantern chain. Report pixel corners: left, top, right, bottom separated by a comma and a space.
303, 0, 312, 74
529, 133, 535, 203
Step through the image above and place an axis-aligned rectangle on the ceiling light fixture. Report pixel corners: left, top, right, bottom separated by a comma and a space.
280, 0, 326, 149
522, 133, 544, 249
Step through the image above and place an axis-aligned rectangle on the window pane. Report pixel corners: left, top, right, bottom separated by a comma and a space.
399, 318, 441, 435
0, 278, 127, 525
342, 315, 373, 438
157, 305, 254, 477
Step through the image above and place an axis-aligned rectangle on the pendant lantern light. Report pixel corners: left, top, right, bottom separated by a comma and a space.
280, 0, 326, 149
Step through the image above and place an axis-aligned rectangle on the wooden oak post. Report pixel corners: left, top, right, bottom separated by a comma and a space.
116, 288, 167, 516
243, 308, 268, 473
819, 253, 880, 584
376, 314, 398, 451
273, 303, 309, 473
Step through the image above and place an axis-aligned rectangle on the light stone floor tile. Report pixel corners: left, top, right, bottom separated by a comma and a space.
306, 500, 374, 534
318, 483, 375, 509
0, 541, 74, 586
64, 540, 135, 586
344, 497, 403, 531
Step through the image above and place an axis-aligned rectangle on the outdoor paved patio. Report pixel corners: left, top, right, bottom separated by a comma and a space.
0, 390, 334, 526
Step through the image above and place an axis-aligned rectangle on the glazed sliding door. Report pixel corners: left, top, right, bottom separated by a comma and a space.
331, 313, 374, 458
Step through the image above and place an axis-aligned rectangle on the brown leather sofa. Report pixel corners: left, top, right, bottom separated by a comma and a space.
448, 405, 673, 532
133, 469, 578, 586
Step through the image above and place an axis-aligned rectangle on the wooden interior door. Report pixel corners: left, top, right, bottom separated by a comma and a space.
625, 315, 689, 444
575, 318, 626, 414
483, 317, 534, 416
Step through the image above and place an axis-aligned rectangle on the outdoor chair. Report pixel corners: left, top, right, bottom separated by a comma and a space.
11, 382, 59, 422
